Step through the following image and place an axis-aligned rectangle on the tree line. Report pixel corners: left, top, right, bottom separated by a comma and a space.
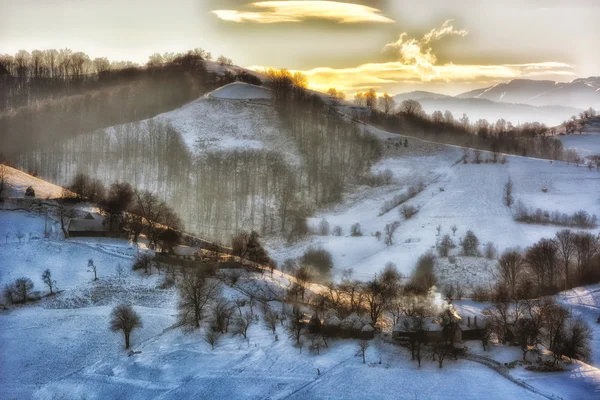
0, 49, 244, 159
338, 89, 580, 162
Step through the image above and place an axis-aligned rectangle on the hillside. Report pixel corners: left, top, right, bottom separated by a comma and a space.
1, 164, 69, 199
457, 77, 600, 110
267, 129, 600, 283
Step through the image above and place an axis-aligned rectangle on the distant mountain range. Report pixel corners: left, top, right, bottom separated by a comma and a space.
393, 92, 581, 126
393, 77, 600, 126
457, 77, 600, 110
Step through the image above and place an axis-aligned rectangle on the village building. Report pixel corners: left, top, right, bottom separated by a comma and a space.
67, 212, 122, 238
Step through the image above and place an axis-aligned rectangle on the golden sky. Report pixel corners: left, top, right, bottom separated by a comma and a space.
1, 0, 598, 95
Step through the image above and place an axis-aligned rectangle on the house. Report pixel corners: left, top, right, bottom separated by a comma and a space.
172, 245, 201, 257
392, 318, 458, 342
392, 314, 486, 343
67, 212, 116, 237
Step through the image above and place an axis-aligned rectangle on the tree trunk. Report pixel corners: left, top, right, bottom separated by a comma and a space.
125, 332, 130, 349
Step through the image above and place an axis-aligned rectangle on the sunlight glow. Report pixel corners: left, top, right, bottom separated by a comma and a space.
249, 21, 574, 94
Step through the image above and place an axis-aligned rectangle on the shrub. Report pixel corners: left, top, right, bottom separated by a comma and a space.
471, 285, 492, 302
514, 202, 597, 228
401, 205, 417, 219
461, 230, 480, 256
411, 252, 437, 292
350, 223, 362, 237
300, 247, 334, 278
484, 242, 497, 259
4, 277, 35, 304
332, 225, 343, 236
437, 234, 455, 257
318, 219, 330, 236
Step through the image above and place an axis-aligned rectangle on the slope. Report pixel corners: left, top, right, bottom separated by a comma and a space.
268, 124, 600, 282
1, 164, 70, 199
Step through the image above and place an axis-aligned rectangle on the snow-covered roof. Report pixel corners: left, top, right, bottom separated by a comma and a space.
68, 213, 107, 232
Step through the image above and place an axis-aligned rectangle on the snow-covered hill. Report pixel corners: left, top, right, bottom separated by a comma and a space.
1, 164, 69, 199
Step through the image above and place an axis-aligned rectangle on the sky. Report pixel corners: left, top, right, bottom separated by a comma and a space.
1, 0, 598, 95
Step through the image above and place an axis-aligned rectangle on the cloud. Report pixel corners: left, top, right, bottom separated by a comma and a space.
247, 21, 574, 94
212, 1, 395, 24
382, 20, 469, 81
248, 61, 574, 95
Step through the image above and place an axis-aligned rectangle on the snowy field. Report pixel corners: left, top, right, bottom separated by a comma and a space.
2, 86, 600, 399
1, 210, 600, 399
268, 143, 600, 281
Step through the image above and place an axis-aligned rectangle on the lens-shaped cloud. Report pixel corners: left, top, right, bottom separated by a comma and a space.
212, 1, 395, 24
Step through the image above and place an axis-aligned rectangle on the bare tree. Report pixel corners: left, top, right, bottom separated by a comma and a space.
403, 313, 429, 367
262, 306, 279, 334
88, 258, 98, 281
287, 304, 305, 346
378, 93, 395, 114
41, 268, 57, 295
364, 89, 377, 110
561, 317, 592, 363
555, 229, 575, 289
357, 340, 370, 364
498, 249, 523, 296
318, 219, 330, 236
110, 304, 142, 349
400, 99, 423, 117
204, 325, 221, 350
132, 253, 154, 274
437, 234, 455, 257
503, 177, 514, 207
211, 297, 234, 334
451, 224, 458, 236
178, 270, 221, 328
384, 221, 400, 246
233, 311, 253, 339
525, 238, 558, 294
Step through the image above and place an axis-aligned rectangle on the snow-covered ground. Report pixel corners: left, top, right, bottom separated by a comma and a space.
155, 82, 297, 163
1, 164, 69, 199
2, 210, 600, 399
268, 141, 600, 281
208, 81, 272, 100
0, 211, 138, 291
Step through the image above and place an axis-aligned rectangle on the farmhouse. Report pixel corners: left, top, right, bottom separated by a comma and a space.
67, 212, 117, 237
